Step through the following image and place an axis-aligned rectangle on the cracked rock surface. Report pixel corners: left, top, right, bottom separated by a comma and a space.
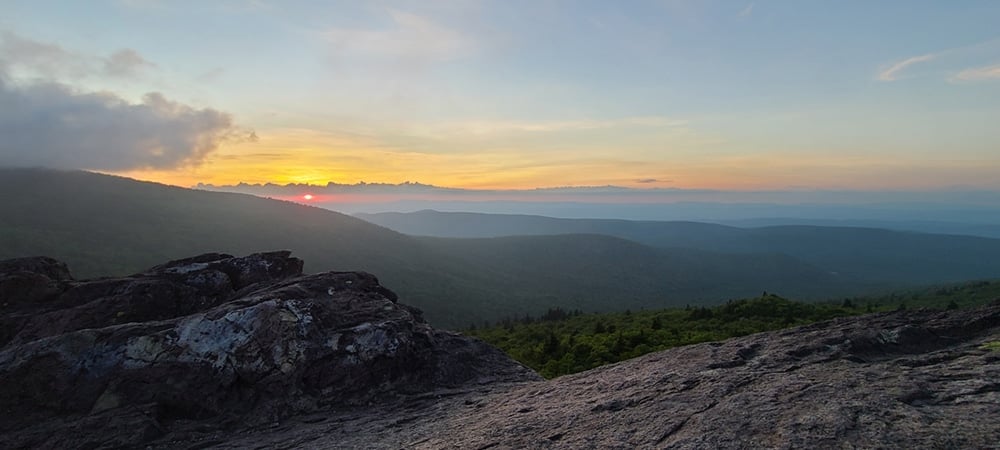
0, 252, 538, 449
205, 303, 1000, 449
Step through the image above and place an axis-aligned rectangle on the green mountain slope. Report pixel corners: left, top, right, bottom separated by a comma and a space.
0, 168, 421, 276
467, 279, 1000, 378
0, 169, 864, 328
358, 210, 1000, 284
415, 234, 860, 321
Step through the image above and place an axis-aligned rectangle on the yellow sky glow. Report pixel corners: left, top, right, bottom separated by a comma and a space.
112, 126, 1000, 192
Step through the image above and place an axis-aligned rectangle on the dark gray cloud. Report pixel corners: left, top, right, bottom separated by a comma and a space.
0, 76, 241, 170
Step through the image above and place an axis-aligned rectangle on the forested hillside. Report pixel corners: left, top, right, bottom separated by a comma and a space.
467, 279, 1000, 378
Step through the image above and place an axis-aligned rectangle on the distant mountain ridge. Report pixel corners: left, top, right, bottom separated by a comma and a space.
199, 181, 1000, 225
357, 210, 1000, 285
717, 217, 1000, 239
198, 180, 1000, 207
1, 168, 867, 328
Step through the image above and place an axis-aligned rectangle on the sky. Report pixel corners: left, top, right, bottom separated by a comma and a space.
1, 0, 1000, 191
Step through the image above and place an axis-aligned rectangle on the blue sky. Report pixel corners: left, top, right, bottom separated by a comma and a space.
1, 0, 999, 189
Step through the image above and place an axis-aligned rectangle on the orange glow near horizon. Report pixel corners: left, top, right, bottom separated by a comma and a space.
106, 128, 1000, 192
112, 155, 1000, 192
6, 3, 1000, 202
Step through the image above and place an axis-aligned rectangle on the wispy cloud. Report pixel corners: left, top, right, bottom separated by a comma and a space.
0, 30, 88, 77
416, 116, 689, 137
323, 9, 474, 64
196, 67, 227, 83
877, 38, 1000, 83
738, 3, 754, 18
877, 53, 936, 81
118, 0, 270, 13
950, 63, 1000, 82
117, 0, 164, 9
102, 49, 156, 78
0, 30, 155, 81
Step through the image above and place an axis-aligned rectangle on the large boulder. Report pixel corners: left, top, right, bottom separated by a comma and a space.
0, 252, 539, 449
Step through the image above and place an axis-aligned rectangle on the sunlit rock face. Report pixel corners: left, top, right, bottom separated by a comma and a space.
0, 252, 539, 449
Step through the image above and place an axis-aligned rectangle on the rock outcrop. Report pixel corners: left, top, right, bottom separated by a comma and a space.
192, 303, 999, 449
2, 252, 998, 449
0, 252, 539, 449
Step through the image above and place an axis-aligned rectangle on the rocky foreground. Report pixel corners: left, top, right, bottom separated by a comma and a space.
0, 252, 537, 449
1, 253, 999, 449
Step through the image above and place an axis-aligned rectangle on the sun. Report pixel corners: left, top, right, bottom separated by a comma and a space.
302, 194, 314, 201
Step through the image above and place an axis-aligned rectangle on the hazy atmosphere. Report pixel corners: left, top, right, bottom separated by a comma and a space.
3, 3, 1000, 448
3, 0, 1000, 192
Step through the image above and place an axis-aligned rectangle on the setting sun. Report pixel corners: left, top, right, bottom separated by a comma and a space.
2, 2, 1000, 447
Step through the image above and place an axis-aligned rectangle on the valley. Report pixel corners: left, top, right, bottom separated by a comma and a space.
4, 168, 1000, 329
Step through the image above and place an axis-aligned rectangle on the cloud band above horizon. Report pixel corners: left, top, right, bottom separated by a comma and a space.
0, 75, 245, 171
